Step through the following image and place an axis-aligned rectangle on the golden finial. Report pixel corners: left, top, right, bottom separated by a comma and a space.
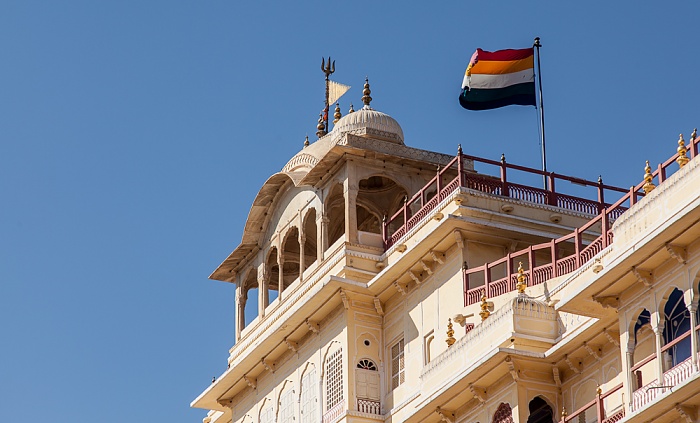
479, 295, 490, 320
596, 385, 602, 396
333, 102, 342, 124
516, 262, 526, 294
445, 318, 456, 347
561, 407, 568, 419
348, 103, 355, 114
316, 112, 326, 139
642, 160, 655, 194
361, 77, 372, 107
691, 128, 697, 141
304, 135, 309, 148
677, 133, 689, 168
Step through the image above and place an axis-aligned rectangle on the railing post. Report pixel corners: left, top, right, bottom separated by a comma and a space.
657, 163, 665, 184
629, 186, 636, 206
602, 210, 609, 248
597, 176, 605, 213
595, 387, 604, 423
575, 228, 581, 268
548, 173, 557, 206
403, 195, 408, 229
551, 239, 557, 277
436, 164, 442, 195
500, 154, 509, 197
484, 262, 490, 297
506, 254, 512, 289
381, 215, 388, 249
528, 246, 535, 285
457, 145, 464, 187
462, 261, 469, 306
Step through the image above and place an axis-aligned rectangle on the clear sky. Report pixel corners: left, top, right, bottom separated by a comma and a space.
1, 1, 698, 422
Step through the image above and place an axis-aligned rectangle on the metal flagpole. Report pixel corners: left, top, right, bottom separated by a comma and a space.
534, 37, 547, 191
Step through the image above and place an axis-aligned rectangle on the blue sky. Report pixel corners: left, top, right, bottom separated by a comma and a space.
1, 2, 698, 422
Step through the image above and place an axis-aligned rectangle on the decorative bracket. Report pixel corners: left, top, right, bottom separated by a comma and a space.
564, 355, 581, 374
469, 384, 487, 403
430, 250, 445, 264
407, 270, 422, 285
306, 319, 320, 334
435, 407, 455, 423
394, 281, 407, 296
604, 329, 620, 347
420, 260, 434, 276
339, 289, 349, 309
583, 342, 602, 361
505, 356, 519, 381
284, 338, 298, 353
666, 243, 687, 264
261, 357, 275, 372
675, 405, 697, 423
216, 398, 233, 408
373, 298, 384, 316
243, 374, 257, 389
453, 230, 464, 249
632, 267, 653, 287
552, 366, 562, 387
592, 295, 619, 309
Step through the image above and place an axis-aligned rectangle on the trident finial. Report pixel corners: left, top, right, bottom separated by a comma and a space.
321, 57, 335, 79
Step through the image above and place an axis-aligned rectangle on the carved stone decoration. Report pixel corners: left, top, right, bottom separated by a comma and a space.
396, 243, 407, 253
675, 405, 697, 423
564, 355, 581, 374
339, 289, 349, 309
592, 295, 619, 309
261, 357, 274, 372
666, 243, 687, 264
393, 281, 407, 296
469, 384, 487, 403
632, 267, 653, 287
505, 356, 519, 381
604, 329, 620, 347
430, 250, 445, 264
216, 398, 233, 408
284, 338, 298, 353
492, 402, 515, 423
373, 298, 384, 316
435, 406, 455, 423
420, 260, 434, 275
552, 366, 562, 387
306, 319, 320, 334
243, 374, 257, 389
407, 270, 422, 285
453, 230, 464, 249
583, 342, 602, 361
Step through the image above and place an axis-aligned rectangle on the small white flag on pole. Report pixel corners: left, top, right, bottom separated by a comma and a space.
328, 80, 351, 106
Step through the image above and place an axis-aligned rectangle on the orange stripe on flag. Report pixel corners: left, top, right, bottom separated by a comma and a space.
470, 57, 534, 75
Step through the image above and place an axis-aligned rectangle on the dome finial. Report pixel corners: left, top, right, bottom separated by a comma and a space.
316, 111, 327, 139
348, 103, 354, 114
362, 77, 372, 108
304, 135, 309, 148
333, 102, 342, 124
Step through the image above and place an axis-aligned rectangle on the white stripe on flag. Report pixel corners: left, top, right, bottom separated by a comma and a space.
467, 68, 534, 89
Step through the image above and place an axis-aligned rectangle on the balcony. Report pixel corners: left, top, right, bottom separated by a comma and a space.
561, 383, 625, 423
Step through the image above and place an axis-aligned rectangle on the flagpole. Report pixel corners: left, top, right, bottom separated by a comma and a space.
534, 37, 547, 191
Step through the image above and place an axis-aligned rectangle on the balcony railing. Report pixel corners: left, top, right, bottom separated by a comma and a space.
561, 383, 624, 423
462, 131, 700, 306
323, 401, 345, 423
382, 150, 632, 249
357, 398, 381, 415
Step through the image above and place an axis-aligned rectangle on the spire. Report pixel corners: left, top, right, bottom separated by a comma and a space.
333, 102, 342, 124
642, 160, 655, 194
316, 112, 327, 139
361, 77, 372, 108
348, 103, 355, 114
304, 135, 309, 148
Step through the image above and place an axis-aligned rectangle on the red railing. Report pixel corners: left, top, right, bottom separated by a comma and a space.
462, 132, 700, 306
560, 383, 624, 423
382, 150, 631, 249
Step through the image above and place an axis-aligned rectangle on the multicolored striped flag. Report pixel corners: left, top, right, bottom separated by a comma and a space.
459, 47, 536, 110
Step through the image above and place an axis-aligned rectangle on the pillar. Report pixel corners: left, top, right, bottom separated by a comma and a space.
278, 250, 285, 300
236, 284, 247, 341
344, 160, 358, 244
689, 300, 699, 370
653, 319, 665, 386
258, 265, 269, 317
320, 214, 329, 260
299, 233, 306, 283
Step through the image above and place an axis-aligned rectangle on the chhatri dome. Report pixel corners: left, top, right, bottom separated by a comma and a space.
329, 78, 404, 144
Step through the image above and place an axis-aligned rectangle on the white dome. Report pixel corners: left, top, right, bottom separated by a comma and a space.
331, 106, 404, 144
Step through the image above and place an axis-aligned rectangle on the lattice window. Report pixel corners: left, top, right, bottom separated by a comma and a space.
357, 359, 377, 371
391, 338, 405, 390
260, 404, 274, 423
325, 348, 343, 410
492, 402, 514, 423
279, 389, 295, 423
300, 368, 317, 423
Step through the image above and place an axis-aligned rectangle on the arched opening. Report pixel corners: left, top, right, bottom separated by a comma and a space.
632, 309, 653, 390
303, 209, 318, 271
242, 269, 259, 328
357, 176, 407, 246
356, 359, 380, 414
266, 247, 279, 305
282, 227, 300, 289
662, 288, 691, 368
527, 396, 553, 423
492, 402, 514, 423
300, 364, 318, 423
326, 184, 345, 248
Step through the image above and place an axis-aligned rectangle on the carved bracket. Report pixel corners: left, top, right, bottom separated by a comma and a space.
552, 366, 562, 387
453, 230, 464, 249
430, 250, 445, 264
564, 355, 581, 374
306, 319, 320, 334
285, 338, 298, 353
407, 270, 422, 285
505, 356, 519, 381
373, 298, 384, 316
666, 243, 687, 264
420, 260, 434, 276
583, 342, 602, 361
593, 295, 619, 309
339, 289, 349, 309
469, 384, 487, 403
435, 407, 455, 423
675, 405, 697, 423
261, 357, 275, 372
243, 374, 257, 389
216, 398, 233, 408
604, 329, 620, 347
632, 267, 653, 287
394, 281, 407, 296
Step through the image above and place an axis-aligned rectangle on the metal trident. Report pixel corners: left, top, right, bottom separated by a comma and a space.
321, 57, 335, 80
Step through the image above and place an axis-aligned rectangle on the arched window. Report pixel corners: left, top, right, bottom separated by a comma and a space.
663, 289, 691, 367
493, 402, 514, 423
300, 366, 317, 423
325, 349, 343, 411
357, 359, 377, 370
526, 396, 553, 423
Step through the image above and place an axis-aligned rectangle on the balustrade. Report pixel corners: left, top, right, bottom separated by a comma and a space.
560, 383, 624, 423
357, 398, 380, 415
323, 401, 345, 423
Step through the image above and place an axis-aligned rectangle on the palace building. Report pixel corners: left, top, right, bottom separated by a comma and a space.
191, 78, 700, 423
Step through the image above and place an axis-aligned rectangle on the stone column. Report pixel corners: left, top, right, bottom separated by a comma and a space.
320, 214, 329, 260
653, 320, 666, 385
278, 251, 285, 300
689, 301, 699, 370
625, 347, 634, 409
299, 233, 306, 283
258, 265, 269, 317
344, 183, 359, 244
236, 284, 247, 341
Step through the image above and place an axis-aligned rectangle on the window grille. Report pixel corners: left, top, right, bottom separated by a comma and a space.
325, 349, 343, 410
260, 405, 274, 423
279, 389, 294, 423
300, 368, 317, 423
357, 359, 377, 371
391, 338, 405, 390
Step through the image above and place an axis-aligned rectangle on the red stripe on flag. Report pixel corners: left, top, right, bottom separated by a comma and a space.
476, 47, 534, 62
